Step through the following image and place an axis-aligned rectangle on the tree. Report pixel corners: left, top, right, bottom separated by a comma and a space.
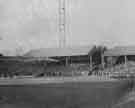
88, 45, 108, 70
91, 45, 107, 64
88, 45, 97, 70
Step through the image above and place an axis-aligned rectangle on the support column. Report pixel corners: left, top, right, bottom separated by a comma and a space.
70, 57, 72, 66
124, 55, 129, 73
65, 56, 69, 66
90, 55, 93, 71
124, 55, 127, 67
101, 54, 105, 69
111, 56, 114, 72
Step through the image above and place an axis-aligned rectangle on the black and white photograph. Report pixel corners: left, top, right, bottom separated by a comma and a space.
0, 0, 134, 108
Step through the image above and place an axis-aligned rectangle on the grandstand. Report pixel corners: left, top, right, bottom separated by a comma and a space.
0, 46, 92, 77
0, 56, 58, 78
102, 46, 135, 78
24, 46, 92, 77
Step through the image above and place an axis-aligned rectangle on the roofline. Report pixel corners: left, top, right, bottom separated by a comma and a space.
24, 46, 92, 57
0, 56, 58, 62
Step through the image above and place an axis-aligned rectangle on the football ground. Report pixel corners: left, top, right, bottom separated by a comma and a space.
0, 76, 130, 108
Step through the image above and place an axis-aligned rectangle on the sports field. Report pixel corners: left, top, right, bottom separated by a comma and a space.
0, 76, 130, 108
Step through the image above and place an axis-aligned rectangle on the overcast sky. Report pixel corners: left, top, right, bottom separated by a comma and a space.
0, 0, 134, 55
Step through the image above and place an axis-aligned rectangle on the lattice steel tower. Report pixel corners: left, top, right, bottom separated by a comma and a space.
59, 0, 66, 48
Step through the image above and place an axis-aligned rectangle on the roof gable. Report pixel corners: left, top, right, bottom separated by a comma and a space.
104, 46, 135, 56
24, 46, 92, 57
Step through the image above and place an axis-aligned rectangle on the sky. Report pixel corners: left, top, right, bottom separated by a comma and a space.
0, 0, 134, 55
